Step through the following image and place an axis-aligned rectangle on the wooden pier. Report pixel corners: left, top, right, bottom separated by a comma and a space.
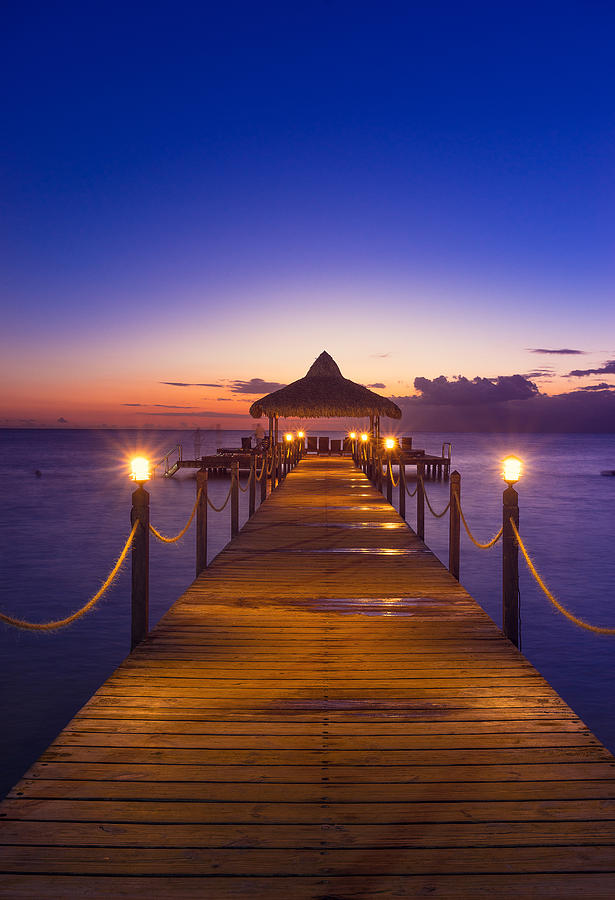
1, 456, 615, 897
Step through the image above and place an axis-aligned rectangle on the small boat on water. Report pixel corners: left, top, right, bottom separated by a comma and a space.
600, 470, 615, 476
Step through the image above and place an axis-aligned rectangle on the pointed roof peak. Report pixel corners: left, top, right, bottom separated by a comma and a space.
305, 351, 343, 379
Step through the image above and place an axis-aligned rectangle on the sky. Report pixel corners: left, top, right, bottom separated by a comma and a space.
2, 1, 615, 431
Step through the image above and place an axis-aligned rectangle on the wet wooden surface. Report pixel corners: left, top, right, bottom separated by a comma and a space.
1, 456, 615, 898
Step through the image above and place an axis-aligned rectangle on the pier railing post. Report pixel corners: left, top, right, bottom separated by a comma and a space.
417, 463, 425, 541
249, 456, 256, 517
386, 453, 393, 504
399, 458, 406, 520
376, 452, 383, 494
270, 446, 276, 492
131, 485, 149, 650
231, 460, 239, 537
448, 470, 460, 580
502, 485, 520, 646
260, 455, 267, 503
196, 468, 208, 575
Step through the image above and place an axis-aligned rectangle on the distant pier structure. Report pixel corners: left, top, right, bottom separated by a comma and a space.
154, 351, 451, 481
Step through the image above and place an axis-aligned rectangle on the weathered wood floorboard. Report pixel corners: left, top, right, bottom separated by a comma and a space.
1, 455, 614, 898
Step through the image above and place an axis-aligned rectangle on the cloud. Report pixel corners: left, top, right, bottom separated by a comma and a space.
567, 359, 615, 378
0, 418, 39, 426
413, 374, 539, 405
577, 383, 615, 391
229, 378, 287, 394
56, 416, 68, 423
368, 382, 386, 389
523, 369, 554, 380
153, 404, 197, 409
370, 352, 391, 358
160, 382, 222, 387
136, 410, 251, 418
216, 397, 233, 401
122, 403, 142, 407
393, 387, 615, 432
528, 348, 586, 355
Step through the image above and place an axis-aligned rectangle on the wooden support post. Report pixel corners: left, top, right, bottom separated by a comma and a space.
270, 445, 276, 491
376, 453, 383, 493
386, 454, 393, 503
417, 463, 425, 541
448, 470, 460, 581
231, 460, 239, 538
131, 485, 149, 650
248, 456, 256, 517
399, 461, 406, 520
196, 469, 208, 575
260, 455, 267, 503
503, 484, 520, 647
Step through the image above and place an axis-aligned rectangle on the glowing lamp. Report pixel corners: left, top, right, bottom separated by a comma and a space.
285, 433, 293, 442
297, 431, 305, 439
130, 457, 151, 484
361, 433, 369, 442
502, 455, 522, 486
384, 437, 396, 451
349, 431, 357, 440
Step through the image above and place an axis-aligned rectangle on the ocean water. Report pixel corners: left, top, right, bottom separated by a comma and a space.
1, 428, 614, 798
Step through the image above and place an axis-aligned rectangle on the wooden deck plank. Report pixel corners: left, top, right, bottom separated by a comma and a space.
1, 875, 615, 900
1, 455, 614, 897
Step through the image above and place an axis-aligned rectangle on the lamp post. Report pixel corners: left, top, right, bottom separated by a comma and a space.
349, 431, 357, 462
130, 457, 150, 650
449, 471, 460, 580
502, 456, 522, 647
384, 438, 396, 503
360, 433, 369, 474
196, 466, 208, 575
296, 431, 305, 458
284, 433, 293, 473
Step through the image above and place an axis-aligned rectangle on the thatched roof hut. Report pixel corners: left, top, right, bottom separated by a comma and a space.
249, 351, 401, 420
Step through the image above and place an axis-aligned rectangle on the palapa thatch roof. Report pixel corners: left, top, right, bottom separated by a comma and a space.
249, 351, 402, 420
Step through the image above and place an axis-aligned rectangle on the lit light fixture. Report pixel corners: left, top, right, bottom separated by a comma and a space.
349, 431, 357, 440
360, 433, 369, 442
502, 455, 522, 485
297, 431, 305, 439
285, 433, 293, 442
384, 437, 396, 451
130, 456, 151, 484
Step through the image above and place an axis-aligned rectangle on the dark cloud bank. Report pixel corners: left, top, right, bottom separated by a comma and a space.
395, 375, 615, 432
528, 348, 586, 355
230, 378, 286, 394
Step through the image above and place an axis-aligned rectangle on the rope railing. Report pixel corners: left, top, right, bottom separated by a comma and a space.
387, 459, 400, 487
237, 468, 253, 493
207, 483, 233, 512
419, 476, 450, 518
255, 458, 267, 481
405, 478, 418, 497
510, 519, 615, 635
454, 491, 503, 550
0, 520, 139, 632
149, 489, 202, 544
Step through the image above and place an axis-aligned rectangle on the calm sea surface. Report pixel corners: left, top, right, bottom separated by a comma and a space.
1, 428, 615, 797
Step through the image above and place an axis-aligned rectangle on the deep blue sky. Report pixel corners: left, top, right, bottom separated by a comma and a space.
2, 1, 614, 427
